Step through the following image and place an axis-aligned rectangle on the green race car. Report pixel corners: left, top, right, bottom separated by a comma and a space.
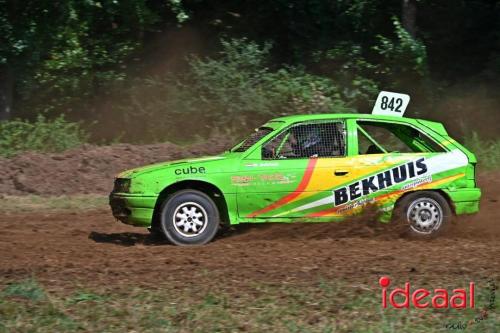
109, 111, 481, 245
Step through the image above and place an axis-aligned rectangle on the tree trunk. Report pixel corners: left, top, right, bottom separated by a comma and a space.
0, 64, 13, 121
402, 0, 417, 38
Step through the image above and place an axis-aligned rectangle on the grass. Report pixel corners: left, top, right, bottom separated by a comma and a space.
0, 115, 88, 158
0, 278, 497, 333
1, 195, 107, 213
463, 132, 500, 170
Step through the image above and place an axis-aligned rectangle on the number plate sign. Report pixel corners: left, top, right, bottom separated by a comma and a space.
372, 91, 410, 117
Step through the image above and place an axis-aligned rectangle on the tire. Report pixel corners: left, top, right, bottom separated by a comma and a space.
394, 191, 452, 237
160, 190, 220, 245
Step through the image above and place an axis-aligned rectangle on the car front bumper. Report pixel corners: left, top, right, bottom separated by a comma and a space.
109, 193, 157, 227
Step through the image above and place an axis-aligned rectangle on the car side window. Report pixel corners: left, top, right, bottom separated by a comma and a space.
262, 122, 345, 159
357, 121, 446, 154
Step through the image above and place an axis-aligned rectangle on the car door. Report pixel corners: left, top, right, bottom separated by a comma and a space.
236, 120, 355, 220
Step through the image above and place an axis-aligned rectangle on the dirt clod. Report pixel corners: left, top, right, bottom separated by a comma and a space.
0, 138, 232, 196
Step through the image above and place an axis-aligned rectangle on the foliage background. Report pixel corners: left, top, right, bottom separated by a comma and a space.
0, 0, 499, 144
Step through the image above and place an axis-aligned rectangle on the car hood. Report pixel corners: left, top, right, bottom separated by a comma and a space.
117, 154, 232, 179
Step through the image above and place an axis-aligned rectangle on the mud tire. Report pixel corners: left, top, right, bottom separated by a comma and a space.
394, 191, 452, 238
160, 190, 220, 245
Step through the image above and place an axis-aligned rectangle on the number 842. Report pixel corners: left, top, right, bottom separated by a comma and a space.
380, 96, 403, 112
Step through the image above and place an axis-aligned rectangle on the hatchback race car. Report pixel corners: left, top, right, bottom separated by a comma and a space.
110, 93, 481, 245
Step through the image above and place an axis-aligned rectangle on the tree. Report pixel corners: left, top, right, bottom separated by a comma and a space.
402, 0, 417, 37
0, 64, 12, 120
0, 0, 158, 120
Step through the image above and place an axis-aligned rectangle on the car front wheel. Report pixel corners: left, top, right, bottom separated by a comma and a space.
395, 191, 452, 237
160, 190, 220, 245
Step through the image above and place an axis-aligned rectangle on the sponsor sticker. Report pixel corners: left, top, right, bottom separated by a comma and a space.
333, 158, 427, 207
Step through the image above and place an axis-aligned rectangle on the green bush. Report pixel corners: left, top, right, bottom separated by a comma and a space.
0, 115, 89, 157
311, 43, 379, 111
373, 18, 428, 81
463, 132, 500, 170
187, 39, 355, 127
113, 38, 357, 142
101, 36, 433, 143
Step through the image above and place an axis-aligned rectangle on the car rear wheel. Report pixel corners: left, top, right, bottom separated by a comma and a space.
160, 190, 220, 245
395, 191, 452, 237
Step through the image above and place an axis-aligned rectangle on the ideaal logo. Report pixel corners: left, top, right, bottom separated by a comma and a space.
379, 276, 475, 309
333, 158, 427, 206
379, 277, 497, 330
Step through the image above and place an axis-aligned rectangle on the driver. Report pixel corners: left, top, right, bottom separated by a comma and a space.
292, 126, 323, 157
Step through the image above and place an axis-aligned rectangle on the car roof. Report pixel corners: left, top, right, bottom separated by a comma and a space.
267, 113, 448, 136
270, 113, 425, 124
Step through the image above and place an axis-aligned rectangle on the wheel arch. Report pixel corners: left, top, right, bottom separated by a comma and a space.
151, 180, 230, 231
393, 189, 455, 215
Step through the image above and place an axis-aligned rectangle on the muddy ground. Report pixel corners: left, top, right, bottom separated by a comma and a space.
0, 172, 498, 292
0, 139, 232, 196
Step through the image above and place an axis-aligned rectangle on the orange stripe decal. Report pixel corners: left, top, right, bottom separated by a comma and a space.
247, 158, 318, 217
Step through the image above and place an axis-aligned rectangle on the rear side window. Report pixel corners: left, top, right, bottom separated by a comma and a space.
263, 121, 345, 159
357, 121, 446, 154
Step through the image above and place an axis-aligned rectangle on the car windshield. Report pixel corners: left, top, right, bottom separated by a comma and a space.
231, 127, 274, 152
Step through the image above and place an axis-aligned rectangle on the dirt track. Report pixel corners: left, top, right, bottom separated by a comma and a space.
1, 173, 499, 291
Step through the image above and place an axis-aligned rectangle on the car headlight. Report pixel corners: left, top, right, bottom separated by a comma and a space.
113, 178, 131, 193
